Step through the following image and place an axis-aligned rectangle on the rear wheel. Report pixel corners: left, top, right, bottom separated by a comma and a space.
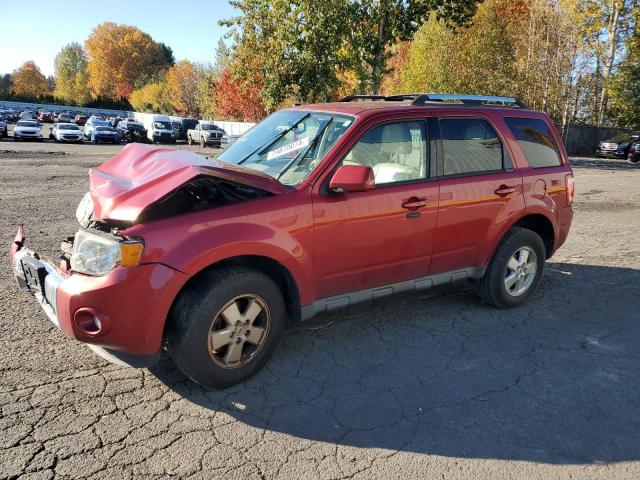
167, 267, 285, 388
477, 227, 545, 308
188, 135, 193, 145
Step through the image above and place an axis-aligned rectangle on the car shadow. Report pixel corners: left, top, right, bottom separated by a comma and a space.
570, 156, 639, 170
151, 262, 640, 465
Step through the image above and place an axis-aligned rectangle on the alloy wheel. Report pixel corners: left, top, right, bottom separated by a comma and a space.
504, 246, 537, 297
207, 294, 270, 369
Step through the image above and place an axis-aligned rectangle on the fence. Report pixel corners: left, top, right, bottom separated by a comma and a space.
556, 124, 636, 156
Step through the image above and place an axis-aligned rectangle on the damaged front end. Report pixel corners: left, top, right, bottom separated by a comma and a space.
10, 144, 286, 365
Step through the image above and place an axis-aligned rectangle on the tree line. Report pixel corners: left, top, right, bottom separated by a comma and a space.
1, 1, 638, 129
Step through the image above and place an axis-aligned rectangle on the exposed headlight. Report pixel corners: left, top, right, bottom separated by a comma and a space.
71, 229, 144, 276
76, 192, 94, 228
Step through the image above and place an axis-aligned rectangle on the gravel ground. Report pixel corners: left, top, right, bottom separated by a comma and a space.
1, 139, 639, 480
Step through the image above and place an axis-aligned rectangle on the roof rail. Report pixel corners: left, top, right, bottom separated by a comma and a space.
411, 94, 528, 108
339, 95, 387, 102
338, 93, 529, 108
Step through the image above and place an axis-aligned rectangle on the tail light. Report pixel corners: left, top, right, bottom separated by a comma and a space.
565, 174, 574, 206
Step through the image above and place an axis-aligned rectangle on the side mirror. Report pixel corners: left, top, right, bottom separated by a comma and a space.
329, 165, 375, 193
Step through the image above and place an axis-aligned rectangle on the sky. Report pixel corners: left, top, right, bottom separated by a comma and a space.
0, 0, 239, 76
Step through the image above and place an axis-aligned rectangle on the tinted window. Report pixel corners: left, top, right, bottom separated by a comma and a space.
440, 118, 503, 175
505, 117, 561, 168
343, 121, 427, 185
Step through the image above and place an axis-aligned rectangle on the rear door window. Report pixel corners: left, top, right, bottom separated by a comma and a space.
504, 117, 562, 168
439, 118, 505, 176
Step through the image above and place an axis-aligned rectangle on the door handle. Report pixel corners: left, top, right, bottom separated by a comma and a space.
402, 197, 427, 210
494, 185, 517, 196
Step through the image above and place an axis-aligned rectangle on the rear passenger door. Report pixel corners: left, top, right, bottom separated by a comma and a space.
430, 116, 525, 275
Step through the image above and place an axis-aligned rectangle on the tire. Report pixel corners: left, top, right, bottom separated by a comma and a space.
188, 135, 193, 145
167, 267, 286, 388
477, 227, 546, 308
200, 137, 205, 148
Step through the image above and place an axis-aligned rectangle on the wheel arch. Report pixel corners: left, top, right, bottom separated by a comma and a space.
512, 213, 555, 258
163, 254, 302, 341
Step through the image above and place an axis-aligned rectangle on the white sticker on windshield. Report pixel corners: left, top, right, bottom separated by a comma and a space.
267, 137, 309, 160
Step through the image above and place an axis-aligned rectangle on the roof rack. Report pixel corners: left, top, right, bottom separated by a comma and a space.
338, 93, 528, 108
411, 94, 528, 108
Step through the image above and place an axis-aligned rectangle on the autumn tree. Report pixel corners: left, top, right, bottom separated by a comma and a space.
394, 15, 459, 94
609, 8, 640, 128
53, 43, 91, 104
213, 68, 266, 121
166, 60, 200, 117
84, 22, 171, 99
11, 61, 49, 97
129, 82, 172, 114
195, 64, 219, 119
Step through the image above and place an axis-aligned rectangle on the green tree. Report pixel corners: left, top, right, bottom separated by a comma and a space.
53, 43, 90, 104
457, 0, 516, 96
395, 14, 459, 94
608, 9, 640, 128
129, 82, 172, 113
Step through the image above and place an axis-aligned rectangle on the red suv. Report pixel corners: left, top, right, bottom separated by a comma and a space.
10, 94, 574, 387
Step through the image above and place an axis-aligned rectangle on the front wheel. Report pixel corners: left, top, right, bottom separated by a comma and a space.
200, 137, 205, 148
167, 267, 285, 388
188, 135, 193, 145
477, 227, 546, 308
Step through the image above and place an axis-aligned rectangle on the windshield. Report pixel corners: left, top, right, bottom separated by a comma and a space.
610, 133, 638, 143
59, 124, 79, 130
93, 120, 108, 126
218, 110, 354, 186
201, 124, 219, 131
17, 121, 39, 127
154, 121, 171, 130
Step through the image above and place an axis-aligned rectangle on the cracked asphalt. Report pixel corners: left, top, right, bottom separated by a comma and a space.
1, 140, 639, 479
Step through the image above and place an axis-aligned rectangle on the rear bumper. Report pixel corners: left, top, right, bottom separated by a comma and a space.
596, 149, 626, 158
10, 227, 188, 363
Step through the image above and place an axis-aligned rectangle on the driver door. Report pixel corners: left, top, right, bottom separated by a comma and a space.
312, 120, 439, 299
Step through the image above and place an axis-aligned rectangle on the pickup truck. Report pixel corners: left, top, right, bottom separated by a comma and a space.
187, 123, 224, 148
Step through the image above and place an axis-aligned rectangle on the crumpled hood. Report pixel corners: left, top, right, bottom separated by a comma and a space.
90, 143, 288, 222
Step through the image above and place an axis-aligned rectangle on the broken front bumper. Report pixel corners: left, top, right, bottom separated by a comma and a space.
9, 226, 188, 367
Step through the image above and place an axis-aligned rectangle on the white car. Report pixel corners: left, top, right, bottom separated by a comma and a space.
13, 120, 43, 141
84, 118, 110, 139
51, 123, 84, 143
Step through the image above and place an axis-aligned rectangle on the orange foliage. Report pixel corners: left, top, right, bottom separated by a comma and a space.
213, 68, 267, 122
166, 60, 199, 117
11, 61, 49, 97
84, 22, 166, 100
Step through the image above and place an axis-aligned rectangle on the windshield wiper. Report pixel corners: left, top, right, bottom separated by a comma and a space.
237, 113, 310, 165
276, 118, 333, 180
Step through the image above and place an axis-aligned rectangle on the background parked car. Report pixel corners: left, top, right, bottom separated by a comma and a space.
628, 138, 640, 163
13, 120, 43, 141
187, 123, 225, 147
116, 120, 148, 143
37, 111, 54, 123
91, 126, 120, 144
74, 114, 88, 126
0, 119, 7, 137
84, 118, 110, 139
56, 113, 74, 123
19, 110, 36, 120
50, 123, 84, 143
174, 118, 198, 141
220, 133, 240, 149
596, 133, 640, 158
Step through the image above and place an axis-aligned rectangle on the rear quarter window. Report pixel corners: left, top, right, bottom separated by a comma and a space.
505, 117, 562, 168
